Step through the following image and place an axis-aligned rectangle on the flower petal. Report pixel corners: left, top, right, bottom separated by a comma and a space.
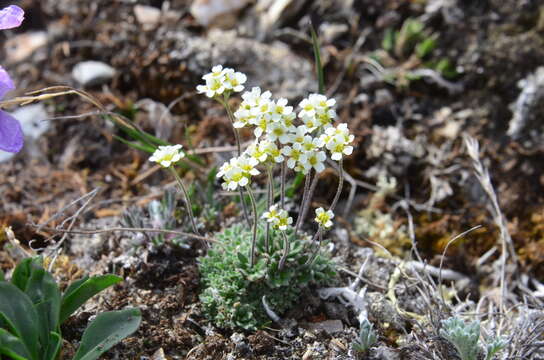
0, 66, 15, 100
0, 110, 23, 153
0, 5, 24, 30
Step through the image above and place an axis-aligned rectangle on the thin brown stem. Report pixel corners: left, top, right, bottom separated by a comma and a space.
218, 96, 251, 227
330, 158, 344, 212
280, 162, 286, 209
295, 172, 312, 234
265, 166, 275, 253
245, 185, 259, 267
297, 172, 320, 233
305, 228, 323, 266
278, 231, 290, 270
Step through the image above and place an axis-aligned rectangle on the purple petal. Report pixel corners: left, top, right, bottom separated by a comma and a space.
0, 66, 14, 100
0, 5, 24, 30
0, 110, 23, 153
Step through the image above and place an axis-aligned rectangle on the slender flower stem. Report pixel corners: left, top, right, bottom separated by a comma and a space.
305, 227, 323, 266
297, 172, 320, 233
218, 96, 251, 227
169, 167, 201, 237
278, 231, 290, 270
265, 166, 275, 252
221, 96, 242, 155
245, 185, 259, 267
295, 172, 312, 234
330, 158, 344, 212
280, 162, 286, 209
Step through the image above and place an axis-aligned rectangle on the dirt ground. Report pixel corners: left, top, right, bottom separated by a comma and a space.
1, 0, 544, 358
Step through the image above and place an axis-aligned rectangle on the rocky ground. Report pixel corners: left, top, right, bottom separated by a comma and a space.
1, 0, 544, 358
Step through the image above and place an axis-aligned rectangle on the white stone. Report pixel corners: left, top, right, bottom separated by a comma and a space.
190, 0, 250, 27
72, 61, 116, 87
134, 5, 162, 30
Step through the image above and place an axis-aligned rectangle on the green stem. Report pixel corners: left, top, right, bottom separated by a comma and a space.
169, 167, 201, 237
245, 185, 259, 267
278, 231, 290, 270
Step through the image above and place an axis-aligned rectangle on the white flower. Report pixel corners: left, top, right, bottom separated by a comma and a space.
149, 145, 185, 168
262, 204, 280, 223
282, 112, 297, 131
315, 109, 336, 129
252, 115, 268, 138
315, 207, 334, 229
270, 98, 293, 122
289, 126, 308, 146
298, 93, 336, 118
275, 209, 293, 231
233, 108, 253, 129
262, 141, 284, 163
219, 155, 260, 191
222, 167, 249, 190
262, 205, 292, 231
242, 87, 272, 109
244, 141, 268, 163
196, 76, 226, 98
281, 145, 303, 169
299, 150, 326, 173
267, 122, 291, 144
223, 68, 247, 92
197, 65, 227, 98
327, 136, 354, 160
301, 114, 319, 133
300, 135, 324, 153
321, 123, 355, 161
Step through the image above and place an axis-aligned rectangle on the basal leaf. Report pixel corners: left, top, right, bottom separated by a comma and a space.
73, 308, 141, 360
60, 275, 122, 324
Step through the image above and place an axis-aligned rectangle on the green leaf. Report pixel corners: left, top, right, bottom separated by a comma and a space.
60, 275, 122, 324
0, 328, 32, 360
309, 22, 325, 95
382, 28, 395, 53
43, 332, 61, 360
11, 258, 34, 292
286, 173, 305, 198
0, 269, 4, 282
24, 268, 61, 336
0, 283, 40, 360
415, 37, 437, 59
73, 308, 141, 360
113, 135, 156, 154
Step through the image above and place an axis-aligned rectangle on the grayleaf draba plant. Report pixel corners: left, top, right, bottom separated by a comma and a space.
352, 319, 378, 354
196, 65, 355, 267
440, 316, 507, 360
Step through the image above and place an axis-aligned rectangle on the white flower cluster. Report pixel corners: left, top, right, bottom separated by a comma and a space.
196, 65, 354, 193
196, 65, 247, 98
149, 144, 185, 168
232, 88, 353, 176
217, 155, 260, 191
263, 205, 293, 231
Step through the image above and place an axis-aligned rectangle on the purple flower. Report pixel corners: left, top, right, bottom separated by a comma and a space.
0, 5, 24, 30
0, 5, 24, 153
0, 67, 22, 152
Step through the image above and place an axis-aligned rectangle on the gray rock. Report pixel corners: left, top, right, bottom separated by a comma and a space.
72, 61, 116, 87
